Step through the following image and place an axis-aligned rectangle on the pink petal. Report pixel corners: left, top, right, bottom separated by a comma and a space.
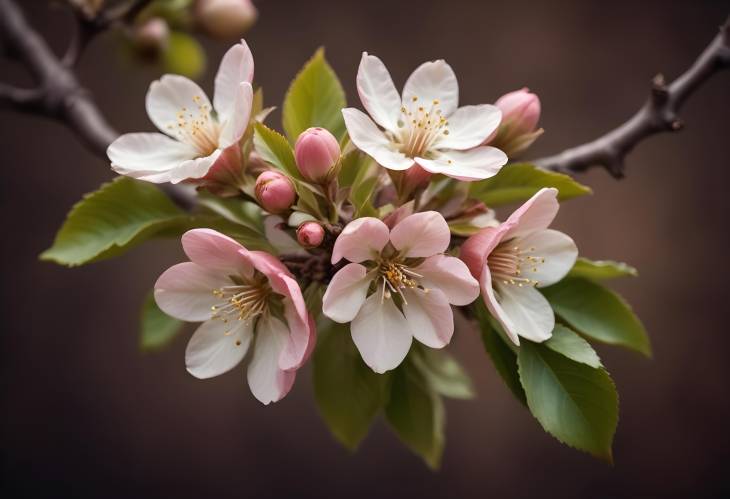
181, 228, 252, 278
357, 53, 402, 132
341, 108, 414, 170
402, 60, 459, 116
322, 263, 372, 323
413, 254, 480, 306
351, 294, 412, 373
185, 318, 253, 379
331, 217, 389, 264
479, 267, 520, 346
503, 187, 559, 240
279, 303, 317, 371
402, 288, 454, 348
246, 250, 293, 295
390, 211, 450, 258
248, 315, 296, 404
435, 104, 502, 150
460, 225, 511, 279
214, 40, 254, 122
154, 262, 227, 322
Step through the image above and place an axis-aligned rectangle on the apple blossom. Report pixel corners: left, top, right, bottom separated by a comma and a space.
294, 127, 341, 182
255, 170, 296, 213
107, 40, 255, 184
342, 53, 508, 181
296, 221, 325, 248
487, 88, 544, 157
322, 211, 480, 373
154, 229, 316, 404
460, 188, 578, 345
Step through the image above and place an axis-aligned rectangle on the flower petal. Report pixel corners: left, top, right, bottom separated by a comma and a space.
517, 229, 578, 288
247, 315, 296, 404
245, 250, 293, 297
503, 187, 559, 240
342, 108, 414, 170
146, 74, 212, 136
108, 133, 198, 183
435, 104, 502, 150
168, 149, 222, 184
413, 254, 480, 306
280, 298, 316, 371
402, 60, 458, 116
351, 294, 412, 373
402, 288, 453, 348
496, 282, 555, 343
479, 267, 520, 346
460, 225, 511, 279
331, 217, 389, 264
214, 40, 254, 122
181, 228, 252, 278
264, 216, 307, 256
185, 318, 253, 379
416, 146, 507, 181
322, 263, 372, 323
218, 82, 253, 148
154, 262, 226, 322
356, 52, 402, 132
390, 211, 450, 258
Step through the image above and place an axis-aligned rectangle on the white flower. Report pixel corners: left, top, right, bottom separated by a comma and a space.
342, 52, 508, 181
107, 41, 255, 184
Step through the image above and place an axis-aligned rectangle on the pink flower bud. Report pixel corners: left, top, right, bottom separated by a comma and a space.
255, 171, 296, 214
196, 0, 258, 39
294, 127, 341, 182
133, 17, 170, 54
487, 88, 544, 157
296, 222, 325, 248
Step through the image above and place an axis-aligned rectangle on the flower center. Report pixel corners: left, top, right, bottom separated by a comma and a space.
168, 95, 220, 156
488, 240, 546, 288
376, 258, 424, 303
210, 275, 270, 340
396, 96, 449, 157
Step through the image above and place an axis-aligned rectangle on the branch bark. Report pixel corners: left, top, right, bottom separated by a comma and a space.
533, 18, 730, 177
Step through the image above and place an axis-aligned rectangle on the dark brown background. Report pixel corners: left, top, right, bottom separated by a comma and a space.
2, 0, 729, 497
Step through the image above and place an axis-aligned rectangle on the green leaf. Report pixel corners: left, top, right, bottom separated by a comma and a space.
313, 320, 389, 451
41, 177, 185, 266
197, 192, 265, 234
253, 122, 301, 179
545, 324, 602, 368
385, 363, 445, 469
348, 156, 379, 217
518, 341, 618, 462
474, 302, 526, 405
469, 163, 591, 206
140, 293, 184, 352
542, 277, 651, 357
163, 31, 205, 79
569, 258, 638, 280
282, 48, 347, 143
411, 347, 475, 400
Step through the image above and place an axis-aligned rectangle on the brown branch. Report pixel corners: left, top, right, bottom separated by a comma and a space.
533, 18, 730, 178
0, 0, 192, 208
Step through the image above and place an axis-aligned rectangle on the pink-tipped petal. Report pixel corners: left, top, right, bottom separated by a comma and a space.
516, 229, 578, 288
416, 146, 507, 181
390, 211, 450, 258
435, 104, 502, 150
146, 75, 211, 136
460, 225, 511, 279
402, 288, 454, 349
154, 262, 227, 322
331, 217, 390, 264
479, 267, 520, 346
356, 52, 402, 132
247, 315, 296, 404
503, 187, 559, 240
181, 228, 252, 278
342, 108, 414, 170
402, 60, 459, 116
495, 282, 555, 343
414, 255, 480, 306
185, 318, 253, 379
214, 40, 254, 121
279, 297, 316, 371
246, 250, 293, 295
322, 263, 372, 323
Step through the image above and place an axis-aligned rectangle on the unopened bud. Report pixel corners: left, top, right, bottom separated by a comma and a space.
255, 171, 296, 214
133, 17, 170, 55
294, 127, 341, 183
196, 0, 258, 39
487, 88, 543, 157
296, 222, 325, 248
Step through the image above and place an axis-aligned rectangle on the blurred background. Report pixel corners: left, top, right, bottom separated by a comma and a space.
1, 0, 729, 497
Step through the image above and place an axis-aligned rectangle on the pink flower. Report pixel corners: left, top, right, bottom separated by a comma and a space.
460, 188, 578, 345
154, 229, 316, 404
255, 170, 296, 214
322, 212, 480, 373
294, 127, 341, 182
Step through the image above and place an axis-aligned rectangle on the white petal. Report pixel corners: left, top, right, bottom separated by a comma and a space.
402, 60, 458, 116
351, 294, 413, 373
185, 319, 253, 379
214, 40, 255, 122
356, 53, 402, 132
331, 217, 390, 264
218, 82, 253, 148
247, 315, 296, 404
263, 216, 306, 255
108, 133, 197, 183
154, 262, 227, 322
146, 75, 212, 136
516, 229, 578, 288
389, 211, 450, 258
168, 149, 222, 183
413, 254, 480, 306
416, 146, 507, 181
322, 263, 372, 323
436, 104, 502, 150
402, 288, 453, 349
342, 108, 414, 170
496, 283, 555, 343
480, 268, 520, 346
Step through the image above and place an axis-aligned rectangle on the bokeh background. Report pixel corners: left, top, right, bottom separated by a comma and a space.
2, 0, 729, 497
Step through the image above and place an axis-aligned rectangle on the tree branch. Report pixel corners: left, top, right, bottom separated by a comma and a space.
0, 0, 192, 207
533, 18, 730, 178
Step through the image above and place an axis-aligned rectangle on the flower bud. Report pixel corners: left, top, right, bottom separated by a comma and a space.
133, 17, 170, 54
294, 127, 341, 182
196, 0, 258, 39
255, 171, 296, 214
487, 88, 544, 157
296, 222, 325, 249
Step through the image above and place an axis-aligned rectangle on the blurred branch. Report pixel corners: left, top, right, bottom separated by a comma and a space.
0, 0, 192, 208
534, 18, 730, 178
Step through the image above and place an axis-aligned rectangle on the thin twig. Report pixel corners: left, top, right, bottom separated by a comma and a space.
533, 18, 730, 178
